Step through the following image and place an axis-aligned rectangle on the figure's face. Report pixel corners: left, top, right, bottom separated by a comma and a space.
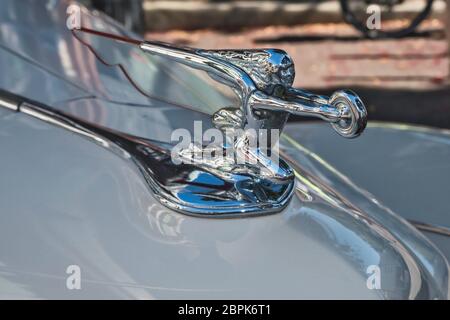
266, 51, 295, 89
278, 55, 295, 88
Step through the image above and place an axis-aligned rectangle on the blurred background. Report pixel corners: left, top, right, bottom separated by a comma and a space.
85, 0, 450, 128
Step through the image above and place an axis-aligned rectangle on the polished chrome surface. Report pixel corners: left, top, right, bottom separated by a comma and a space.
14, 98, 294, 217
0, 96, 18, 111
202, 49, 296, 94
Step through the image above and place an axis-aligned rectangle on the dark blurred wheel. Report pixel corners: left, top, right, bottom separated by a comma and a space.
340, 0, 434, 38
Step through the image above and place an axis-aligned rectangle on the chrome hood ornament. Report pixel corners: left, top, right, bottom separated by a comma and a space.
9, 28, 367, 217
136, 37, 367, 216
